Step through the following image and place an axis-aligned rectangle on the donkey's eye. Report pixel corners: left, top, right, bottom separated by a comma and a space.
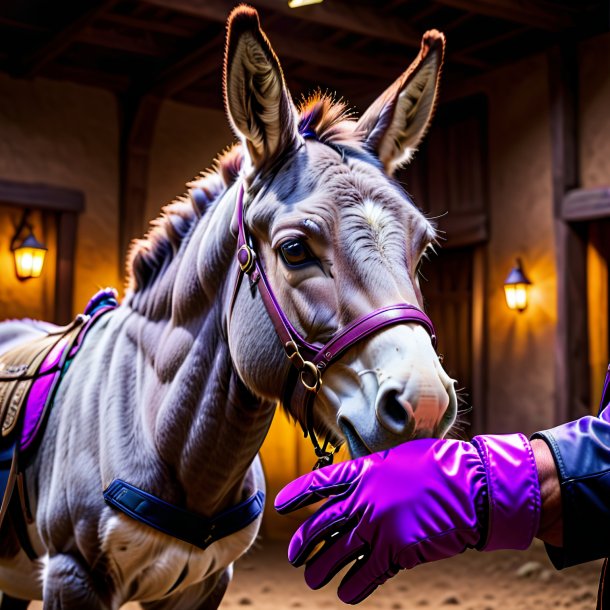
279, 239, 315, 267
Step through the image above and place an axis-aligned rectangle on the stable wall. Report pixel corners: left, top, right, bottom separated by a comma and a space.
0, 74, 120, 319
580, 33, 610, 190
0, 87, 236, 317
482, 54, 557, 435
478, 32, 610, 435
145, 101, 234, 229
580, 33, 610, 406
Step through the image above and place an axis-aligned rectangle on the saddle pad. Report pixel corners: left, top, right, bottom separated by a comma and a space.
0, 316, 85, 438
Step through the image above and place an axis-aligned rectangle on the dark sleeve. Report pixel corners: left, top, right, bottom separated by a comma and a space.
531, 404, 610, 568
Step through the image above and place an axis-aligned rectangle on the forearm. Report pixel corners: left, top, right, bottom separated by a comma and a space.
531, 438, 562, 547
532, 412, 610, 568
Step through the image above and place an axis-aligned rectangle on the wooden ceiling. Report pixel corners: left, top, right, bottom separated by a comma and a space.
0, 0, 608, 112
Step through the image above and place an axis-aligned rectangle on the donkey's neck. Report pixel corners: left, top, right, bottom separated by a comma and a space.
126, 184, 275, 516
150, 310, 274, 516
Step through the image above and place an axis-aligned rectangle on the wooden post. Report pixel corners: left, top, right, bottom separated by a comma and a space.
118, 94, 161, 272
54, 212, 78, 324
548, 44, 590, 422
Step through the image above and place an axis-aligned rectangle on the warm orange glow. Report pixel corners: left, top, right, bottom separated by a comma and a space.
504, 283, 529, 312
13, 234, 47, 280
587, 229, 608, 412
504, 259, 531, 313
288, 0, 323, 7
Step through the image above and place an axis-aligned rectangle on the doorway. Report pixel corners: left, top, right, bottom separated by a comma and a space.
421, 246, 480, 436
588, 220, 610, 412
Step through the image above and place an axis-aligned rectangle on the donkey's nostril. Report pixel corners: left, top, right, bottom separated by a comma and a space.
376, 390, 414, 436
383, 392, 407, 425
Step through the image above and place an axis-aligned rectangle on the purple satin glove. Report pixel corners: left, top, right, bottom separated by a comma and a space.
275, 434, 541, 604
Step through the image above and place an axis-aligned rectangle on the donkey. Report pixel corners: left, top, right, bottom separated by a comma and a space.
0, 6, 455, 609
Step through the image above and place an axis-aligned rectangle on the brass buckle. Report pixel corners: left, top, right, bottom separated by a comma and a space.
285, 340, 305, 369
300, 360, 322, 393
285, 341, 322, 393
238, 245, 255, 274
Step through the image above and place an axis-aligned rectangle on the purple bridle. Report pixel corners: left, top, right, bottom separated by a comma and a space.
232, 184, 438, 468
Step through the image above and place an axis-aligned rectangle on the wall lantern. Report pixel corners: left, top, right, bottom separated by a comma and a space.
11, 210, 47, 281
504, 258, 531, 313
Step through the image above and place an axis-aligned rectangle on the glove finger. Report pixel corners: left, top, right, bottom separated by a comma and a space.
337, 554, 400, 605
275, 459, 362, 514
304, 527, 367, 590
288, 500, 353, 566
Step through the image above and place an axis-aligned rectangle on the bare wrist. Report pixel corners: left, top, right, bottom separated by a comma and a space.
531, 438, 563, 547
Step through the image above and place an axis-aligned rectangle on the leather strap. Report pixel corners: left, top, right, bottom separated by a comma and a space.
104, 479, 265, 550
0, 289, 119, 555
232, 184, 438, 463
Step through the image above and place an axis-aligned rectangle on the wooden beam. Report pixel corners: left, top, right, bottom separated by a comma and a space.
102, 13, 195, 37
142, 0, 490, 69
171, 87, 223, 109
470, 245, 487, 434
436, 213, 488, 248
15, 0, 120, 77
270, 32, 409, 80
549, 43, 590, 422
137, 11, 414, 101
144, 33, 224, 97
458, 26, 530, 56
44, 63, 132, 93
144, 0, 422, 46
55, 212, 78, 324
443, 12, 477, 33
0, 180, 84, 213
78, 24, 174, 57
0, 16, 45, 32
562, 187, 610, 221
432, 0, 574, 31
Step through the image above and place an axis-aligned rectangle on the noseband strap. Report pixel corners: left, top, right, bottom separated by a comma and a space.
231, 184, 438, 468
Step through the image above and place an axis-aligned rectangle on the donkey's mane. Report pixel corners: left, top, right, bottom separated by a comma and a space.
126, 93, 355, 293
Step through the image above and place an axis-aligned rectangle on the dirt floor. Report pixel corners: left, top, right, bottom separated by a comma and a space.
26, 538, 603, 610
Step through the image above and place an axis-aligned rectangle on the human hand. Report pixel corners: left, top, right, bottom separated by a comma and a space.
275, 435, 540, 604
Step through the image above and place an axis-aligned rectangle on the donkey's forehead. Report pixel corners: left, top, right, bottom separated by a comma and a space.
258, 141, 434, 240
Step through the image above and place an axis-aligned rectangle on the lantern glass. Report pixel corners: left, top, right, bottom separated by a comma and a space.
504, 283, 528, 311
503, 258, 531, 313
13, 233, 47, 280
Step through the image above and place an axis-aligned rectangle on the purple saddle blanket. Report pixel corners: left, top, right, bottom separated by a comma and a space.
0, 288, 118, 453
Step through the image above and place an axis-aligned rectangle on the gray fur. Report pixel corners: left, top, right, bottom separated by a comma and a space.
0, 8, 454, 609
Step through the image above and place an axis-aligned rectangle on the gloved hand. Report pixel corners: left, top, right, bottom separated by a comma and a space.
275, 434, 541, 604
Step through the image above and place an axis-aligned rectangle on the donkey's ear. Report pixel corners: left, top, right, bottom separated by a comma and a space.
357, 30, 445, 174
223, 5, 299, 173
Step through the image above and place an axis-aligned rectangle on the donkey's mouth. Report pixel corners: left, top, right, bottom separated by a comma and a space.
339, 417, 372, 459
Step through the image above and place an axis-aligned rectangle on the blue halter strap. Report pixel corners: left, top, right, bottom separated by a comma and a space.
104, 480, 264, 550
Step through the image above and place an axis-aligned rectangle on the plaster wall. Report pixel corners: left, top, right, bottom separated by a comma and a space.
479, 35, 610, 434
0, 74, 120, 319
579, 32, 610, 189
483, 54, 557, 435
145, 101, 234, 230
